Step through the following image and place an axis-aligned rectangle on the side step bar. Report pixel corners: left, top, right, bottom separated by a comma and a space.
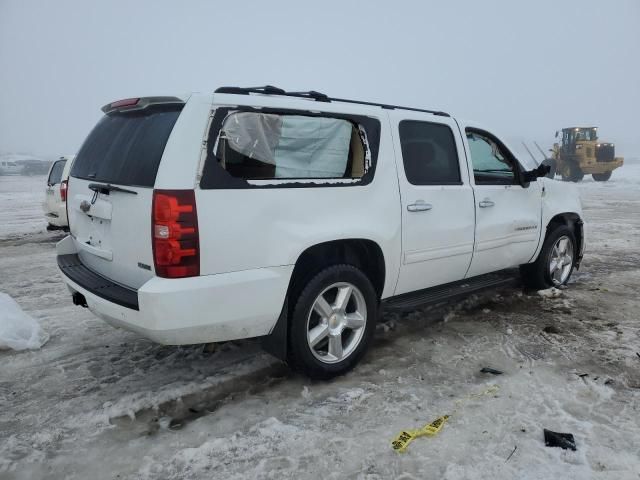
382, 269, 521, 313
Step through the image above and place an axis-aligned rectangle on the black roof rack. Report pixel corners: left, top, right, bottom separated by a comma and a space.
214, 85, 450, 117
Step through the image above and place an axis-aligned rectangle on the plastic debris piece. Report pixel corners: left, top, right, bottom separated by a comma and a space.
544, 429, 577, 451
543, 325, 562, 334
480, 367, 503, 375
505, 445, 517, 463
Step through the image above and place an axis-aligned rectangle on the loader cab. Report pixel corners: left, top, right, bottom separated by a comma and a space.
561, 127, 597, 155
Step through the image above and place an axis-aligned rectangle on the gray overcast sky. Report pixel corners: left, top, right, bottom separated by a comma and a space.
1, 0, 638, 159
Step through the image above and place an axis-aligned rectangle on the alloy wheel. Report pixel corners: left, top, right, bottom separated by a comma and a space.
306, 282, 367, 364
549, 235, 574, 285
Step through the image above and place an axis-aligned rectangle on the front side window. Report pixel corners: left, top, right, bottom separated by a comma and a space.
466, 131, 515, 184
399, 120, 461, 185
48, 160, 66, 185
213, 112, 367, 180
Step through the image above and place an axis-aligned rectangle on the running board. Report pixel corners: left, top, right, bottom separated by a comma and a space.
382, 269, 521, 313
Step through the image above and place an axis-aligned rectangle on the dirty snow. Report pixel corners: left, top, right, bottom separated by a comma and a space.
1, 162, 639, 479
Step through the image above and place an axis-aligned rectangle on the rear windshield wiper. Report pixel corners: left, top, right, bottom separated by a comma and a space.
88, 183, 138, 195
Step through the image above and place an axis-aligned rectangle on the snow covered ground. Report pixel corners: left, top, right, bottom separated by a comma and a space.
0, 175, 49, 238
1, 164, 639, 479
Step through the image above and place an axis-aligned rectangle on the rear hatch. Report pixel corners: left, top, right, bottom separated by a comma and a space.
68, 98, 184, 289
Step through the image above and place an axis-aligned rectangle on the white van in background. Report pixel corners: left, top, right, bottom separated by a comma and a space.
0, 160, 22, 175
44, 156, 75, 230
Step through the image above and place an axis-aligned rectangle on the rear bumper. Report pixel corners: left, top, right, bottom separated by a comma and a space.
56, 236, 293, 345
44, 208, 68, 227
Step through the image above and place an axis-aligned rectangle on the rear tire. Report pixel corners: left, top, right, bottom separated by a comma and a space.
593, 171, 612, 182
288, 264, 377, 379
520, 225, 577, 290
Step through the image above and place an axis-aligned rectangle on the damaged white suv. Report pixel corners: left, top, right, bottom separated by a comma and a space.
57, 86, 584, 378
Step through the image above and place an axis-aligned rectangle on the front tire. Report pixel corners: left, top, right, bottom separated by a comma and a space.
288, 264, 377, 379
562, 162, 584, 182
520, 225, 577, 290
593, 171, 612, 182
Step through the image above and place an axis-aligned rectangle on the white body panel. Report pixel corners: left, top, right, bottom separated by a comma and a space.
196, 93, 401, 299
57, 92, 585, 346
465, 182, 542, 277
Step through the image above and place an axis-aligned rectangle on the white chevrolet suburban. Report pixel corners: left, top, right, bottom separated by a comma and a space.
57, 86, 584, 378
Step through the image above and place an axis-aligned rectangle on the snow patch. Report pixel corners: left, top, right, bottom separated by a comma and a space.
0, 292, 48, 350
538, 287, 563, 298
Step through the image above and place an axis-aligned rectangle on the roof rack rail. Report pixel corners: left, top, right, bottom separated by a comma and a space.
214, 85, 450, 117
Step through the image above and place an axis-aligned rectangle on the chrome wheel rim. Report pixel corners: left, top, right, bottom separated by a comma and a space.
306, 282, 367, 364
549, 235, 574, 285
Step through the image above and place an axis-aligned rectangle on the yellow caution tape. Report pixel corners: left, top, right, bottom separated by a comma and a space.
391, 385, 500, 453
453, 384, 500, 412
391, 415, 450, 452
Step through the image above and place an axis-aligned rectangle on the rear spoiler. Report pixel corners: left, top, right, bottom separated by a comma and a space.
101, 96, 185, 114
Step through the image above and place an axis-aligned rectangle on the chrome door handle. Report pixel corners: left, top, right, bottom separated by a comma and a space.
479, 199, 495, 208
407, 201, 433, 212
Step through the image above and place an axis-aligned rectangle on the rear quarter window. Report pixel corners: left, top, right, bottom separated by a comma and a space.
200, 107, 380, 189
71, 105, 182, 187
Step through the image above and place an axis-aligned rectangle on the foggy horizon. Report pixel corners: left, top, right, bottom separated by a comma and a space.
1, 0, 638, 159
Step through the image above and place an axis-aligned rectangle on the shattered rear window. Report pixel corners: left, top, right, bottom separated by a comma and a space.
212, 112, 370, 181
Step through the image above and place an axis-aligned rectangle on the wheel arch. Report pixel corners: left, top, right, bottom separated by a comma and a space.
260, 238, 386, 361
287, 239, 386, 302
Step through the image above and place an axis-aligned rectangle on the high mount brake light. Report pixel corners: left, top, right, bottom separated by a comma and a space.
110, 98, 140, 109
152, 190, 199, 278
60, 180, 68, 202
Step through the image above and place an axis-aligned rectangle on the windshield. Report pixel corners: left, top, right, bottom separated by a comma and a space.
573, 128, 597, 142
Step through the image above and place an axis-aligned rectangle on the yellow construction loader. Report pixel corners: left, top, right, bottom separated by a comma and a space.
551, 127, 623, 182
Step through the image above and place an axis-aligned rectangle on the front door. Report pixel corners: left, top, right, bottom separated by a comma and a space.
391, 113, 476, 295
464, 128, 542, 278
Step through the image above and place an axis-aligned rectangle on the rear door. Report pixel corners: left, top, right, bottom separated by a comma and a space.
67, 100, 184, 289
390, 112, 475, 295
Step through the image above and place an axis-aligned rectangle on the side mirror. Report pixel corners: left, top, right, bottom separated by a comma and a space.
555, 130, 559, 138
522, 163, 551, 183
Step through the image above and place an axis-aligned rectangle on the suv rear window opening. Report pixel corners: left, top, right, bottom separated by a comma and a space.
48, 159, 66, 185
71, 105, 182, 187
200, 108, 381, 189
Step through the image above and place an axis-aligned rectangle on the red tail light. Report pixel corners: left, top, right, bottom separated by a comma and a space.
152, 190, 199, 278
60, 180, 68, 202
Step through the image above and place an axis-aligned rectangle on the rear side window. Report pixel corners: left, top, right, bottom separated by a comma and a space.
200, 108, 381, 189
399, 120, 461, 185
212, 112, 366, 180
71, 105, 182, 187
48, 160, 66, 185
